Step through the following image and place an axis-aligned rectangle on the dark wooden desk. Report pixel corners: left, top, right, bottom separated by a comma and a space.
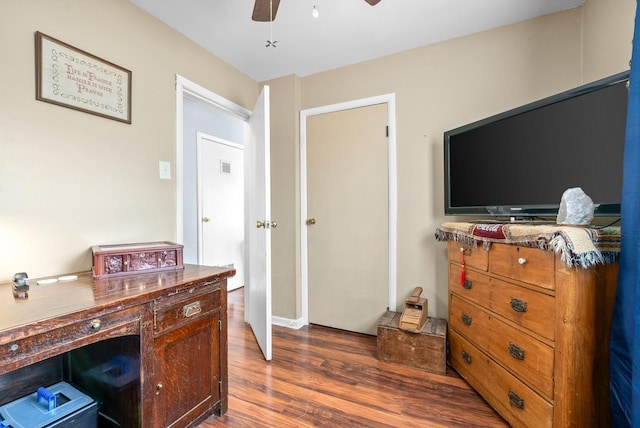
0, 264, 233, 428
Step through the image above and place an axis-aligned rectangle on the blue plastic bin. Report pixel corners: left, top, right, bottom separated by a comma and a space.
0, 381, 97, 428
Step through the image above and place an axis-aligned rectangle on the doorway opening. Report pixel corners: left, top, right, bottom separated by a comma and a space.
174, 76, 249, 266
196, 132, 245, 291
175, 76, 273, 360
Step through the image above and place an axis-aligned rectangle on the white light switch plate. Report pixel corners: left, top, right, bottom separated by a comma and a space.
159, 161, 171, 179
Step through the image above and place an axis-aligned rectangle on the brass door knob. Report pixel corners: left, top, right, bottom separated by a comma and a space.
203, 217, 210, 223
257, 220, 277, 229
306, 218, 316, 225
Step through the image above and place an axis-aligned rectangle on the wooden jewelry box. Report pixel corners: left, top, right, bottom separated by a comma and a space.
92, 241, 184, 279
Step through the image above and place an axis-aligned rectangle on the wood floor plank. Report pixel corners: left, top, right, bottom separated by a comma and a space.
198, 288, 507, 427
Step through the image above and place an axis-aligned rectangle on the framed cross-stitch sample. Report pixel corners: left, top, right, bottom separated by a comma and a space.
35, 31, 132, 124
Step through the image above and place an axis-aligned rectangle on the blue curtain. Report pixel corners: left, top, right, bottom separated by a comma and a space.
610, 6, 640, 428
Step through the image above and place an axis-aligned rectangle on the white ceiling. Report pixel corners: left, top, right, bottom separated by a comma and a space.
130, 0, 585, 82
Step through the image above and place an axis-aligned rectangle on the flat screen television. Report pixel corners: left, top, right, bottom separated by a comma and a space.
443, 71, 629, 219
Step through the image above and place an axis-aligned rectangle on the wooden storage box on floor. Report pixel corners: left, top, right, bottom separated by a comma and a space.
377, 311, 447, 375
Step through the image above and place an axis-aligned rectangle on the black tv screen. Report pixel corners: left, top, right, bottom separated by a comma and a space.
444, 71, 629, 218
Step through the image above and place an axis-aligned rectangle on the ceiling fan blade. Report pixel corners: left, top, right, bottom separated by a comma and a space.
364, 0, 382, 5
252, 0, 281, 22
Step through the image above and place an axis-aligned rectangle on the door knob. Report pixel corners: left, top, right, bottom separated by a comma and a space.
257, 220, 277, 229
306, 218, 316, 225
203, 217, 210, 223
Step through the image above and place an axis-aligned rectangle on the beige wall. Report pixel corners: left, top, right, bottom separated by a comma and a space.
1, 0, 634, 322
583, 0, 636, 81
0, 0, 257, 281
265, 0, 635, 320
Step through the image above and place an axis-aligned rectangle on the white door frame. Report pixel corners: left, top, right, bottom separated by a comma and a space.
175, 76, 251, 245
300, 94, 398, 326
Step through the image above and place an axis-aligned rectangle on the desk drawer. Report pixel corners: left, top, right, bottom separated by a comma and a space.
154, 287, 220, 335
1, 307, 140, 373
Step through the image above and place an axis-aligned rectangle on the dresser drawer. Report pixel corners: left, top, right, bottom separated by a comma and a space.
449, 264, 491, 305
154, 287, 221, 335
451, 295, 554, 399
490, 244, 555, 290
449, 295, 491, 350
489, 277, 555, 341
487, 314, 554, 400
448, 241, 488, 271
450, 330, 553, 428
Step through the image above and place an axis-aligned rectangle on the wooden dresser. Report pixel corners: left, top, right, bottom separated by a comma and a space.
0, 264, 233, 428
446, 240, 618, 428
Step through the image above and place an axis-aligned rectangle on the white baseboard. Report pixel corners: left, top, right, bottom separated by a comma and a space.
272, 316, 305, 330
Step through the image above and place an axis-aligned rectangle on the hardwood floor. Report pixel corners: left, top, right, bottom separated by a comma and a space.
198, 288, 507, 428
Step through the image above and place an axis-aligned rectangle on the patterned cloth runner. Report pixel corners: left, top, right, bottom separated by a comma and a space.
435, 222, 621, 268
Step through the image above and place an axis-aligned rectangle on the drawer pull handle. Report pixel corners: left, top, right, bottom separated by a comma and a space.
510, 298, 527, 313
183, 301, 202, 318
508, 342, 525, 360
462, 279, 473, 290
518, 257, 527, 265
89, 319, 102, 330
508, 389, 525, 409
461, 351, 472, 364
461, 313, 472, 326
156, 382, 163, 395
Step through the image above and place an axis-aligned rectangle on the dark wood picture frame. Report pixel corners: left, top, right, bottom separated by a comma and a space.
35, 31, 132, 124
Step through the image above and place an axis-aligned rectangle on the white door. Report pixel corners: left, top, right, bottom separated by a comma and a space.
196, 132, 244, 291
245, 86, 272, 360
306, 104, 389, 335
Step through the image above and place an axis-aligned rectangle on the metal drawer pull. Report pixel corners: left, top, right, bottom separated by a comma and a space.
461, 351, 472, 364
183, 301, 202, 318
461, 313, 472, 325
508, 342, 525, 360
510, 297, 527, 313
508, 389, 525, 409
518, 257, 527, 265
462, 279, 473, 290
89, 319, 102, 330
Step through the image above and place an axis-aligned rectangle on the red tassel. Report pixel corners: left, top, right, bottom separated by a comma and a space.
460, 247, 466, 286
